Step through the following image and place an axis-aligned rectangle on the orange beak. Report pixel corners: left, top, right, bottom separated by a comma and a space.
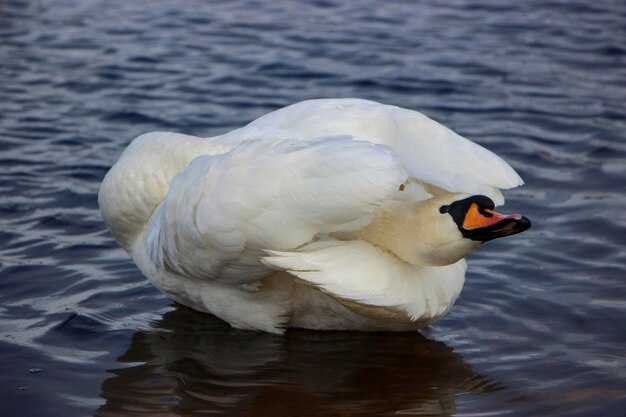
463, 203, 523, 230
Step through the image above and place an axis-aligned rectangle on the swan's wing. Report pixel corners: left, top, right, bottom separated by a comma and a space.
262, 239, 467, 323
216, 99, 523, 205
143, 136, 408, 284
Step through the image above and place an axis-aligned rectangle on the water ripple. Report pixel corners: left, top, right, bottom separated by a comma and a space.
1, 0, 625, 416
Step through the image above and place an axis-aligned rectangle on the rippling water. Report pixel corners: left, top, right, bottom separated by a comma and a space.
1, 0, 625, 415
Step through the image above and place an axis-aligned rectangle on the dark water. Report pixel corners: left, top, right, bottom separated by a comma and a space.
1, 0, 625, 415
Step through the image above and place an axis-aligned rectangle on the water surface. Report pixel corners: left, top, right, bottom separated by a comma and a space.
1, 0, 625, 416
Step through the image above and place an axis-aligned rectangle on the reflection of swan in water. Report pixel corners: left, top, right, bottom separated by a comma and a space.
95, 306, 498, 417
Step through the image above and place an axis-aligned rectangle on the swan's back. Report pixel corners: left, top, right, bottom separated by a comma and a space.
98, 131, 230, 251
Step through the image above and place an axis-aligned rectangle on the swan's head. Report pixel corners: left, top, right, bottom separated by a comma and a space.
438, 194, 531, 243
414, 193, 531, 266
363, 193, 531, 267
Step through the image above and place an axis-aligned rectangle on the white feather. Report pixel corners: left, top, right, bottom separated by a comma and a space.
217, 98, 522, 205
144, 135, 408, 284
262, 239, 466, 323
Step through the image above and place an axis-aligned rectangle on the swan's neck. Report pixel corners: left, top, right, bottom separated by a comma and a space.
99, 132, 230, 252
353, 197, 480, 266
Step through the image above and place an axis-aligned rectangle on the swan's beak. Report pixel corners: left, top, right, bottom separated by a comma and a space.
462, 203, 531, 242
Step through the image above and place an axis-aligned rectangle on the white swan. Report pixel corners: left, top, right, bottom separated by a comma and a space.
99, 99, 530, 333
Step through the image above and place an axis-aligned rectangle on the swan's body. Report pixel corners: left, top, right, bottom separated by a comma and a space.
99, 99, 529, 333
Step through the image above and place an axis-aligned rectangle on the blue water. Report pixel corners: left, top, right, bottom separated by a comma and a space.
1, 0, 625, 415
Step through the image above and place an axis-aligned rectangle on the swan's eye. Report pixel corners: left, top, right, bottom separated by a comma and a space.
439, 205, 450, 214
478, 207, 493, 217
